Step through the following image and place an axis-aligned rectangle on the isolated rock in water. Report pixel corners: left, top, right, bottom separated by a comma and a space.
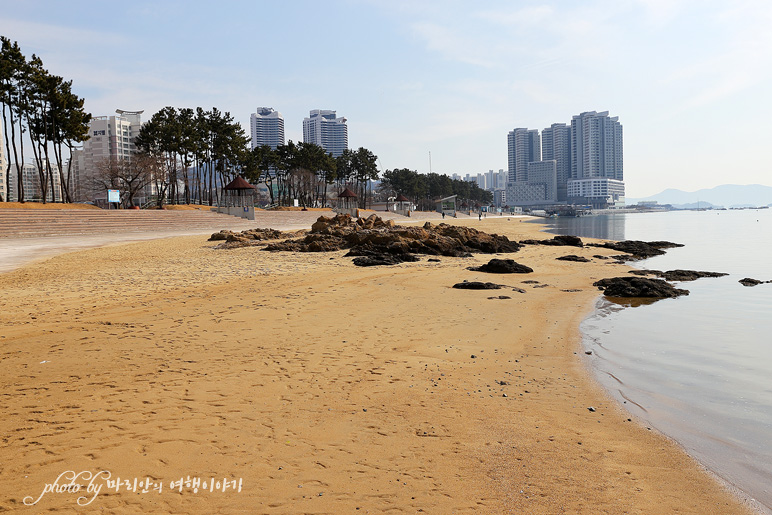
739, 278, 771, 287
593, 277, 689, 298
556, 255, 591, 263
470, 258, 533, 274
661, 269, 728, 281
452, 281, 503, 290
628, 269, 728, 281
646, 241, 685, 250
520, 235, 583, 247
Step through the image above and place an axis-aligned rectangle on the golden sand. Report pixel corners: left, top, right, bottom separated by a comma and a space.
0, 218, 756, 513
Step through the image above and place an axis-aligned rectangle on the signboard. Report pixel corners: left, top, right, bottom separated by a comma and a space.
107, 189, 120, 203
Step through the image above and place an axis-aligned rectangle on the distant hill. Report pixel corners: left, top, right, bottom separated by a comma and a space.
627, 184, 772, 209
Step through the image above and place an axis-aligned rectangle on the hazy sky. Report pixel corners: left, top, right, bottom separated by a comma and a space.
1, 0, 770, 197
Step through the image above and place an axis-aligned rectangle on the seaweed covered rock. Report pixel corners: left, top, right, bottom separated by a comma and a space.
469, 258, 533, 274
593, 277, 689, 298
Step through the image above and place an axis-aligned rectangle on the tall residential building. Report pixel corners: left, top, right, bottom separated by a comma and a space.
507, 128, 541, 182
0, 124, 6, 201
570, 111, 623, 181
568, 111, 624, 207
71, 109, 143, 201
250, 107, 285, 150
542, 123, 571, 201
7, 161, 62, 202
302, 109, 348, 158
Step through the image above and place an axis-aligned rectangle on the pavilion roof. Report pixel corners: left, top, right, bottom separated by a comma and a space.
338, 187, 358, 198
224, 177, 256, 190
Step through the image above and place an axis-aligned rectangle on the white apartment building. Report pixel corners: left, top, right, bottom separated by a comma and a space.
250, 107, 285, 150
71, 109, 143, 201
507, 128, 540, 182
302, 109, 348, 158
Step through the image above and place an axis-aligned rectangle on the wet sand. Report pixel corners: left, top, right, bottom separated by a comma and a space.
0, 217, 757, 513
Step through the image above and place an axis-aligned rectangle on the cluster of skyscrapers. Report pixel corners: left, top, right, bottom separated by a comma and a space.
505, 111, 624, 209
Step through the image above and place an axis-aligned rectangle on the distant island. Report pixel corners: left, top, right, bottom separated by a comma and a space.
627, 184, 772, 209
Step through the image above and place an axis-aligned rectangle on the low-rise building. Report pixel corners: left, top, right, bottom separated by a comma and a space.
567, 177, 625, 208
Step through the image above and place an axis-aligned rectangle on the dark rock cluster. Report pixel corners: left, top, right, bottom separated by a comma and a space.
452, 281, 503, 290
739, 278, 772, 287
556, 255, 591, 263
209, 227, 287, 248
593, 277, 689, 298
263, 214, 522, 263
520, 235, 584, 247
468, 258, 533, 274
590, 240, 684, 261
628, 269, 728, 281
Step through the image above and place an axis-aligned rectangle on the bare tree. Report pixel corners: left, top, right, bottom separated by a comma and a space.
93, 154, 157, 208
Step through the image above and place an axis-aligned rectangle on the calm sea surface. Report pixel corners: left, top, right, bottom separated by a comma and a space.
536, 209, 772, 512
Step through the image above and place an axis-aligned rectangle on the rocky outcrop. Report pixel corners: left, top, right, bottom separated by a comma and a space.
209, 228, 286, 242
629, 269, 728, 281
352, 252, 419, 267
452, 281, 503, 290
591, 240, 684, 261
593, 277, 689, 298
469, 258, 533, 274
520, 235, 584, 247
263, 214, 522, 262
556, 255, 591, 263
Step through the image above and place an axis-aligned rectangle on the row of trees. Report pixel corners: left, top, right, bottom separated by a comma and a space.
379, 168, 493, 210
134, 106, 249, 207
131, 105, 380, 209
246, 144, 378, 209
0, 37, 91, 202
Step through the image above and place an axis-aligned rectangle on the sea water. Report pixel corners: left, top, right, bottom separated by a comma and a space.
537, 209, 772, 512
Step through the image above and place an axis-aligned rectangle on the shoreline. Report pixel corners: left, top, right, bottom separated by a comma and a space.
0, 216, 757, 513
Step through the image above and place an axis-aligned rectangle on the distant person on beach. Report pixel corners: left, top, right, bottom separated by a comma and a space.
442, 212, 445, 219
478, 212, 482, 221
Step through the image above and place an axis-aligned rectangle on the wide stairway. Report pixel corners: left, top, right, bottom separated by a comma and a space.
0, 208, 266, 238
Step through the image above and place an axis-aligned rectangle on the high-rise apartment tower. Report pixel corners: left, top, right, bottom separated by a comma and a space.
542, 123, 571, 201
507, 128, 541, 182
303, 110, 348, 158
250, 107, 285, 150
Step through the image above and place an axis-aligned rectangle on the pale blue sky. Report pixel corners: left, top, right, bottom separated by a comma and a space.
1, 0, 770, 197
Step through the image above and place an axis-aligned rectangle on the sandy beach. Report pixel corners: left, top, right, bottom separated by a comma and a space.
0, 216, 757, 513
